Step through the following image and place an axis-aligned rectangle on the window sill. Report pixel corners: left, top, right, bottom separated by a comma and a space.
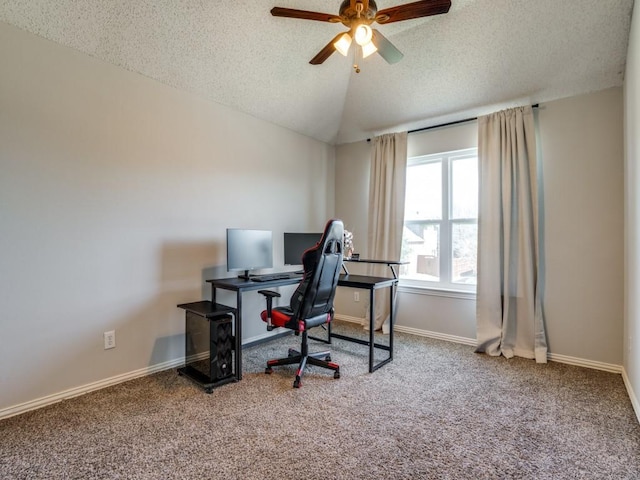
397, 283, 476, 300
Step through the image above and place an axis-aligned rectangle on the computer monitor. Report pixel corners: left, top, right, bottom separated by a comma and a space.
226, 229, 273, 279
283, 232, 323, 266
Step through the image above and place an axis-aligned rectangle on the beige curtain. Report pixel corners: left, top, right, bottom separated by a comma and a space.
476, 106, 547, 362
367, 132, 408, 332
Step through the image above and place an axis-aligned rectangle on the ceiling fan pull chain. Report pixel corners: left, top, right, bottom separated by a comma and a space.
353, 43, 361, 73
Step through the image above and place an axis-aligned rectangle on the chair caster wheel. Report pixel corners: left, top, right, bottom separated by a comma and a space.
265, 367, 273, 374
334, 371, 340, 379
325, 355, 332, 362
293, 378, 301, 388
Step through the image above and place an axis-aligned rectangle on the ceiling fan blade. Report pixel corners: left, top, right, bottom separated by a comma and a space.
375, 0, 451, 24
371, 29, 404, 64
310, 33, 345, 65
271, 7, 341, 23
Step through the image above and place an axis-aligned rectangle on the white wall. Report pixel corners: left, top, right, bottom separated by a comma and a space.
624, 1, 640, 419
0, 22, 334, 416
335, 88, 625, 367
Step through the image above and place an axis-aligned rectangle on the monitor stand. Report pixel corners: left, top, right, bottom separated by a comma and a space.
237, 270, 251, 280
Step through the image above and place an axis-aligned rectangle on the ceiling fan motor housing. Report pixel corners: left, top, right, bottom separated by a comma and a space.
339, 0, 378, 27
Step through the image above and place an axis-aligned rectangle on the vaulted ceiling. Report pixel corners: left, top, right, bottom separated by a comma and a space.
0, 0, 635, 144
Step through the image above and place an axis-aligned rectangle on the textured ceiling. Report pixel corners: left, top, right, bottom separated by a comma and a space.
0, 0, 635, 144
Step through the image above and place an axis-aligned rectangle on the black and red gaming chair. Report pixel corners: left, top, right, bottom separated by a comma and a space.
259, 219, 344, 388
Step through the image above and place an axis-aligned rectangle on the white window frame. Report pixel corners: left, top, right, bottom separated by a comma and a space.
400, 147, 478, 293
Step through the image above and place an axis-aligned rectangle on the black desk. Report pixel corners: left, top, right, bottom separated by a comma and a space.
207, 272, 398, 376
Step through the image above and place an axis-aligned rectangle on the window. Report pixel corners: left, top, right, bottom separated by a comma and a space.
400, 148, 478, 291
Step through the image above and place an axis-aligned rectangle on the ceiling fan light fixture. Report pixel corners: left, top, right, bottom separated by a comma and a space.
361, 40, 377, 58
272, 0, 452, 66
354, 24, 373, 46
334, 32, 352, 56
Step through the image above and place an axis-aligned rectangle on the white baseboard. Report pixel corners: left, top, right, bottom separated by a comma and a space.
0, 356, 191, 421
334, 314, 365, 325
622, 367, 640, 423
393, 324, 478, 347
335, 314, 476, 346
336, 314, 624, 374
242, 327, 288, 346
546, 352, 622, 374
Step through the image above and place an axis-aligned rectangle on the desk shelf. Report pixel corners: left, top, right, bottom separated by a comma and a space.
177, 300, 235, 318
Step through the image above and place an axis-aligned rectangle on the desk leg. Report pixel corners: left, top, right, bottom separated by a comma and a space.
389, 283, 394, 363
369, 288, 375, 373
235, 291, 243, 380
328, 282, 395, 373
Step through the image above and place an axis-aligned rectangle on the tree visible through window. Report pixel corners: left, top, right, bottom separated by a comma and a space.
400, 148, 478, 290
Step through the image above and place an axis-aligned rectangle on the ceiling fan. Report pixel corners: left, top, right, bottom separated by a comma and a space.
271, 0, 451, 71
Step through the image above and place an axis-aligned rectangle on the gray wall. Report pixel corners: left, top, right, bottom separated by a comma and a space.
624, 1, 640, 419
335, 88, 625, 368
538, 89, 624, 366
0, 23, 334, 415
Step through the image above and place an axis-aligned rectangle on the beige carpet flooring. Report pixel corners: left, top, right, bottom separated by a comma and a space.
1, 321, 639, 479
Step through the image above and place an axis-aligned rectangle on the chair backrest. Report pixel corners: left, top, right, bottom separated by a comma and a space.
289, 219, 344, 320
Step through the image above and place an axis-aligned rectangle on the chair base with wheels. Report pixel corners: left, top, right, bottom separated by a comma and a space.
259, 290, 341, 388
264, 330, 340, 388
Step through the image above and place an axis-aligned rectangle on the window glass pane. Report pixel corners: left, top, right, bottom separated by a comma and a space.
451, 157, 478, 219
401, 148, 477, 290
401, 223, 440, 281
404, 162, 442, 221
451, 222, 477, 285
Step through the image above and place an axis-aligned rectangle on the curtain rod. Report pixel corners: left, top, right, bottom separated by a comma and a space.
366, 104, 539, 141
408, 104, 540, 134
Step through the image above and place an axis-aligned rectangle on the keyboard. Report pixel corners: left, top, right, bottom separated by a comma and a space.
251, 273, 298, 282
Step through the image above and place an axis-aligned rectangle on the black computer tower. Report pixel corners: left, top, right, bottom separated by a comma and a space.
209, 315, 233, 380
184, 311, 234, 383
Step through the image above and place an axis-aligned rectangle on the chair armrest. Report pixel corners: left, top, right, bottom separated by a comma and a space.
258, 290, 281, 331
258, 290, 281, 299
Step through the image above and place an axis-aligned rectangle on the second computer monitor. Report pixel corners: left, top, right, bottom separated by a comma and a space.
283, 232, 322, 266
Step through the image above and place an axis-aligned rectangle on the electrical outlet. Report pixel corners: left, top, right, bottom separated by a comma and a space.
104, 330, 116, 350
354, 291, 360, 302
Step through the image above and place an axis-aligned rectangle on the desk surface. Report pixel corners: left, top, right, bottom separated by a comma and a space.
338, 274, 397, 289
207, 275, 302, 291
344, 258, 408, 265
208, 273, 397, 291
